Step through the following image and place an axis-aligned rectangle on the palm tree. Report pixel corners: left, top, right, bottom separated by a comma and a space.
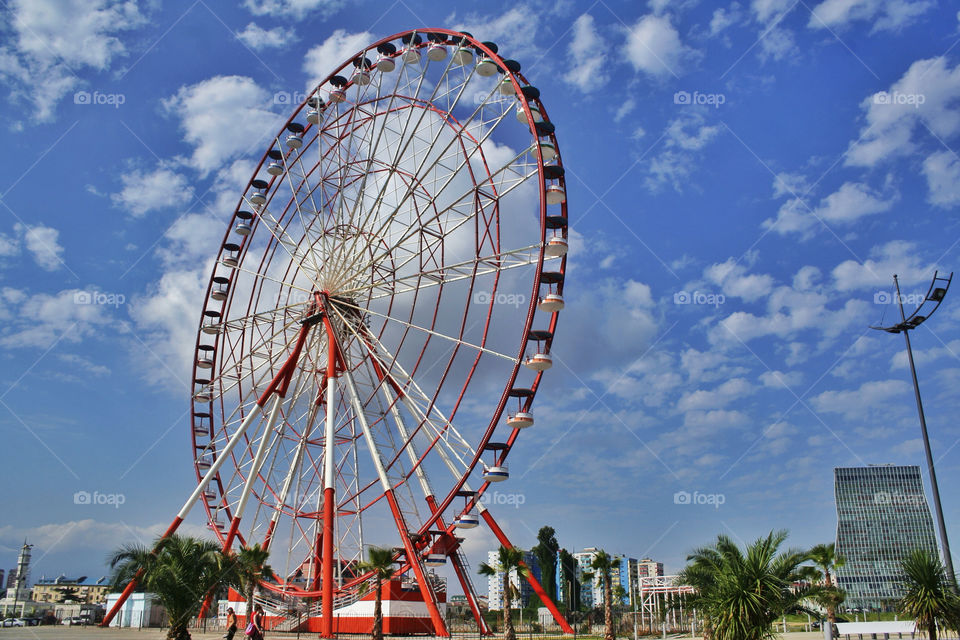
808, 543, 846, 637
479, 546, 529, 640
677, 544, 721, 640
677, 530, 815, 640
356, 546, 397, 640
584, 550, 616, 640
109, 534, 226, 640
898, 549, 960, 640
222, 543, 275, 625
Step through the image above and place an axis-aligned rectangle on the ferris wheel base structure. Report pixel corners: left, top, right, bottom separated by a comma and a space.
102, 26, 574, 637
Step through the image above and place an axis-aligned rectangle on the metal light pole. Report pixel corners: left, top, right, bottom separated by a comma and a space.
872, 271, 957, 590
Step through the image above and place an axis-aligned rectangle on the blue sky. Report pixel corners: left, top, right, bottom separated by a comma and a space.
2, 0, 960, 592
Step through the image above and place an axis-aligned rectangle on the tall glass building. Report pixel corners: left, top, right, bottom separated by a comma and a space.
834, 465, 940, 610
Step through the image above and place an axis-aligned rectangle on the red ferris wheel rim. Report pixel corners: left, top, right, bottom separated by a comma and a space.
188, 27, 568, 598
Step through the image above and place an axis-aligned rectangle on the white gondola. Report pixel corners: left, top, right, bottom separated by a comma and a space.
545, 237, 568, 257
197, 356, 214, 369
499, 77, 515, 95
202, 487, 216, 500
329, 88, 346, 103
376, 55, 396, 72
201, 320, 221, 335
538, 293, 565, 312
545, 184, 566, 205
235, 222, 252, 236
516, 103, 542, 123
352, 69, 371, 86
286, 134, 303, 149
476, 56, 497, 76
507, 411, 534, 429
425, 553, 447, 566
455, 513, 480, 529
402, 48, 421, 64
453, 47, 473, 65
306, 109, 320, 124
194, 389, 213, 403
222, 255, 238, 267
196, 458, 212, 470
193, 424, 209, 436
250, 191, 266, 204
524, 352, 553, 371
211, 286, 228, 301
538, 141, 557, 161
427, 43, 447, 61
267, 161, 283, 175
483, 464, 509, 482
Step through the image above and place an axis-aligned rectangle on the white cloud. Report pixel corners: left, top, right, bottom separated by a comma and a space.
758, 26, 796, 61
704, 258, 775, 302
162, 76, 282, 176
751, 0, 795, 23
0, 519, 215, 557
832, 240, 937, 291
0, 288, 114, 348
302, 29, 375, 90
759, 370, 803, 388
243, 0, 343, 20
111, 166, 193, 217
14, 223, 65, 271
0, 0, 147, 121
677, 377, 754, 412
710, 4, 742, 35
623, 14, 691, 77
236, 22, 297, 50
646, 110, 722, 191
810, 379, 911, 421
922, 150, 960, 208
452, 7, 541, 62
808, 0, 934, 32
564, 15, 610, 91
763, 181, 895, 237
846, 56, 960, 167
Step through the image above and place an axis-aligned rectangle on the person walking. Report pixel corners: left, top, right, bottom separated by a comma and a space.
224, 607, 237, 640
249, 604, 265, 640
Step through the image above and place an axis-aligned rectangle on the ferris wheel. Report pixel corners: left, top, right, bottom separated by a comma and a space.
104, 28, 570, 636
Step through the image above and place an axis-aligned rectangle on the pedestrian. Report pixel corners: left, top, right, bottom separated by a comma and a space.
247, 603, 265, 640
224, 607, 237, 640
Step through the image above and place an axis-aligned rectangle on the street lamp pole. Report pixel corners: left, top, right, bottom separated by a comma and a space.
892, 274, 957, 590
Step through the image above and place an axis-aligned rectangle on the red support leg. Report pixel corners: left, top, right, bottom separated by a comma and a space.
481, 508, 574, 634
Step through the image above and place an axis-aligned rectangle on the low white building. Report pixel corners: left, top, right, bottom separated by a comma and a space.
104, 592, 166, 628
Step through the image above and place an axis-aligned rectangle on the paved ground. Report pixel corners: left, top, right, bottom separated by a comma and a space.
0, 631, 833, 640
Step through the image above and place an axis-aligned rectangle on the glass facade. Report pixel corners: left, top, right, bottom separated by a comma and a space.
834, 465, 939, 610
